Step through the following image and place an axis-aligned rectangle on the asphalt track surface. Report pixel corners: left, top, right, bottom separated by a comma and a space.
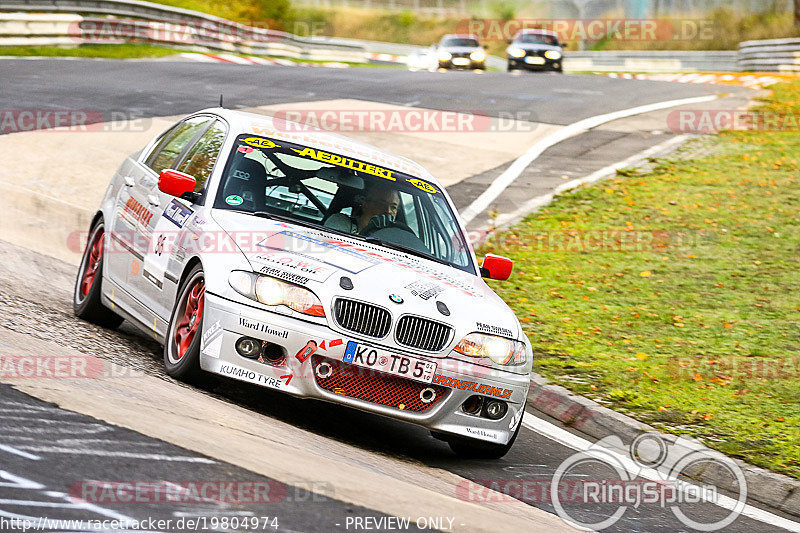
0, 59, 795, 533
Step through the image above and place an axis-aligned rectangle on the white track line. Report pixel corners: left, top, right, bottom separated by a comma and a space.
0, 443, 40, 460
522, 412, 800, 532
490, 134, 689, 230
460, 94, 718, 225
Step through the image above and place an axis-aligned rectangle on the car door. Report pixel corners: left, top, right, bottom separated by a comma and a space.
106, 115, 214, 329
139, 119, 228, 323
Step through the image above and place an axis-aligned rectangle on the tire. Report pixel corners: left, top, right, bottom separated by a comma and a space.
73, 220, 124, 328
446, 406, 524, 459
164, 264, 206, 381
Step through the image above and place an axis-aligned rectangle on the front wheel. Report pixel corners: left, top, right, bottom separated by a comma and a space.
164, 264, 206, 381
73, 220, 124, 328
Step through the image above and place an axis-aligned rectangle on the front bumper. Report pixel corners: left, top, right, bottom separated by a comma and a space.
200, 292, 530, 445
439, 59, 486, 70
508, 56, 561, 71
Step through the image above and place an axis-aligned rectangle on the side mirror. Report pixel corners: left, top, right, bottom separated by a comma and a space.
158, 169, 196, 197
480, 253, 513, 280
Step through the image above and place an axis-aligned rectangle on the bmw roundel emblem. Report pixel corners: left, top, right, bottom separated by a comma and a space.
389, 294, 404, 304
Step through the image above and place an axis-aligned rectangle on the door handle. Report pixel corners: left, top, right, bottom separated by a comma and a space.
123, 176, 135, 187
147, 195, 160, 207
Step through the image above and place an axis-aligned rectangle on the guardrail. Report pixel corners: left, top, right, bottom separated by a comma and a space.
563, 50, 740, 73
739, 38, 800, 72
3, 0, 800, 73
0, 0, 367, 61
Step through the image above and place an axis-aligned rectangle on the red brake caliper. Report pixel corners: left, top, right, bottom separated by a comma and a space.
80, 230, 104, 297
174, 279, 206, 360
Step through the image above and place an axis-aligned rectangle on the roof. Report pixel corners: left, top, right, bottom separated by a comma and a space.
207, 108, 438, 184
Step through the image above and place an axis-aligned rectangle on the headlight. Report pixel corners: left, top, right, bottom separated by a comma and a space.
454, 333, 526, 366
229, 271, 325, 317
544, 50, 562, 60
507, 47, 526, 58
437, 50, 452, 61
470, 50, 486, 62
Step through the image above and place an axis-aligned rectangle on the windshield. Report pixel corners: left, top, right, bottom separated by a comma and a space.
516, 33, 559, 45
214, 134, 476, 274
441, 37, 479, 47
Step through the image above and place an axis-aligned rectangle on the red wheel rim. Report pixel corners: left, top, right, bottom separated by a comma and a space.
80, 229, 104, 298
174, 278, 205, 360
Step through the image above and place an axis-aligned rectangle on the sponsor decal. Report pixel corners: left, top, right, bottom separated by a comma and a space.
238, 316, 289, 339
476, 321, 514, 338
242, 137, 280, 149
290, 146, 396, 181
201, 320, 223, 358
232, 168, 251, 180
465, 427, 501, 440
123, 197, 154, 227
251, 252, 335, 282
163, 199, 193, 228
130, 259, 140, 276
295, 340, 317, 362
218, 363, 284, 388
431, 375, 512, 399
142, 269, 163, 289
258, 266, 310, 286
237, 145, 254, 154
406, 178, 438, 194
225, 194, 244, 206
329, 338, 343, 347
406, 280, 444, 300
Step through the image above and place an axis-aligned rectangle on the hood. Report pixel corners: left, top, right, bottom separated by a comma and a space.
512, 43, 561, 52
441, 45, 481, 55
211, 210, 523, 343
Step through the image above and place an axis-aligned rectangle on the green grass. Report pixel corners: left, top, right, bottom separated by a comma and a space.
480, 81, 800, 479
0, 44, 181, 59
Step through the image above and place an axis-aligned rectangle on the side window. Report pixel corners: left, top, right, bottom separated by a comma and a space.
145, 116, 211, 175
176, 120, 227, 192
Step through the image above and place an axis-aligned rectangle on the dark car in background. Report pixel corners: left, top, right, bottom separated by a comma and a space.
506, 29, 563, 72
436, 34, 486, 70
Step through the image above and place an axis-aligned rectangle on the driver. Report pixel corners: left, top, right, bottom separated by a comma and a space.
325, 183, 400, 235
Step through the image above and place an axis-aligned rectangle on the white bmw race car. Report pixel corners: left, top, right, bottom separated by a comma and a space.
74, 109, 532, 458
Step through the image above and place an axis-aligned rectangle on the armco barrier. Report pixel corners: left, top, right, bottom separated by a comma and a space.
739, 37, 800, 72
563, 50, 739, 72
2, 0, 800, 72
0, 0, 366, 61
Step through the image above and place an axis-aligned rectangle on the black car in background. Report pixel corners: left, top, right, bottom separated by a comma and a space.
506, 29, 563, 72
436, 34, 487, 70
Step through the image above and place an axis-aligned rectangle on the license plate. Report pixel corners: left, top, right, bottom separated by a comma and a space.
525, 56, 545, 65
343, 341, 436, 383
452, 58, 470, 66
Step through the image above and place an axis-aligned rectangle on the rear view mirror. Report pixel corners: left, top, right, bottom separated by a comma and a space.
158, 169, 196, 197
480, 253, 513, 280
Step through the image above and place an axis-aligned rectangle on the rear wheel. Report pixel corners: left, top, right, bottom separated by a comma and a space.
73, 220, 124, 328
164, 264, 206, 381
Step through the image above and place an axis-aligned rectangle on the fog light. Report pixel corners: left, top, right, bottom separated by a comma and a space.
420, 388, 437, 403
461, 395, 483, 415
235, 337, 261, 359
483, 400, 508, 420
